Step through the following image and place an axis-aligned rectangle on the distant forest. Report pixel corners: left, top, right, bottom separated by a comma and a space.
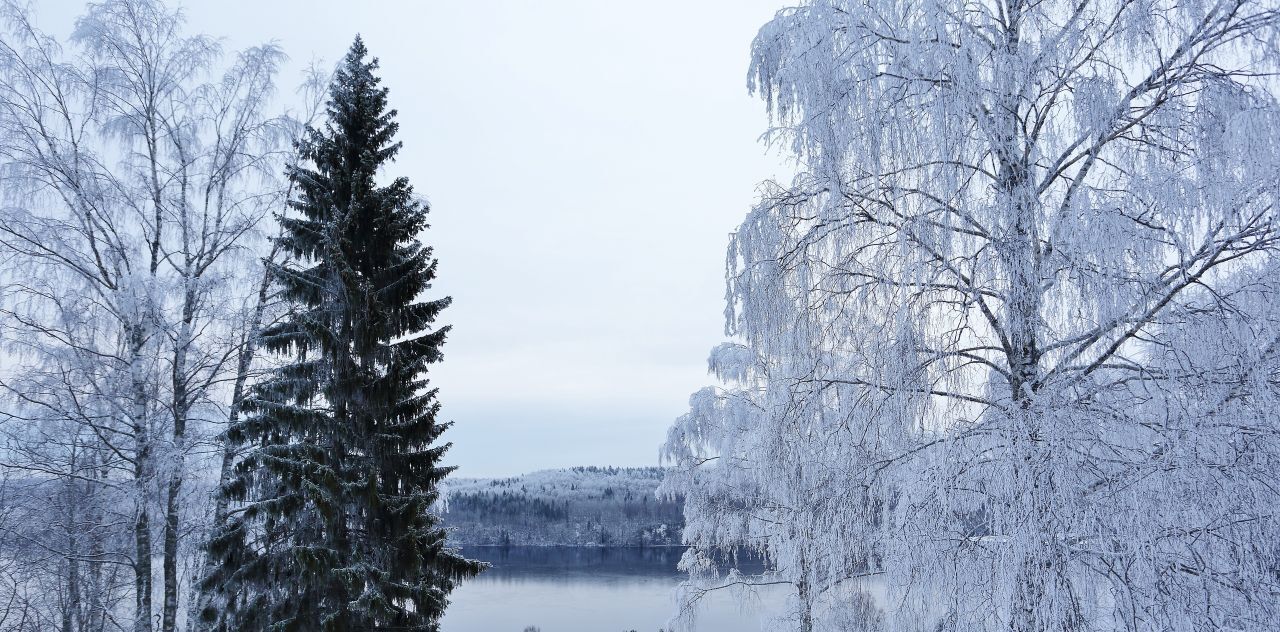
442, 467, 683, 546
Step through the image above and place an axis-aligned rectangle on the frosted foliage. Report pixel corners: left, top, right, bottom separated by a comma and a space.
663, 1, 1280, 631
0, 2, 294, 630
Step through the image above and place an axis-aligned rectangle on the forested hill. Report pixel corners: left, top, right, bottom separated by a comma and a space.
441, 467, 684, 546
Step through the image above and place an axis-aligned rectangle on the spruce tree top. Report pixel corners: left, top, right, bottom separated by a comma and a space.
277, 35, 446, 356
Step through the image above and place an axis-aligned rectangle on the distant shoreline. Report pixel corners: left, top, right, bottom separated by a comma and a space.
443, 466, 684, 547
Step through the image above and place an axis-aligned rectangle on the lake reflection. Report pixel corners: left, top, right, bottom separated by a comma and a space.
441, 546, 781, 632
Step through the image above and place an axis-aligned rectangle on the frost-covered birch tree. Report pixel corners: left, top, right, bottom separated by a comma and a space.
0, 1, 289, 630
664, 1, 1280, 630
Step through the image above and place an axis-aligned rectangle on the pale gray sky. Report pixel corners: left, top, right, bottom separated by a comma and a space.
38, 0, 792, 478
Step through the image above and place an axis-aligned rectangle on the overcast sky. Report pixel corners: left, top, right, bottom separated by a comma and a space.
38, 0, 793, 478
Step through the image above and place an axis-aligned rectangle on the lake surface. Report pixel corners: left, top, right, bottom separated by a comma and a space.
441, 546, 783, 632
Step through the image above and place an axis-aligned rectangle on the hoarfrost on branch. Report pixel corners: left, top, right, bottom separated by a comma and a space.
663, 1, 1280, 630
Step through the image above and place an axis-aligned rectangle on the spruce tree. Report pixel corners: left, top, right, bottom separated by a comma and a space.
202, 37, 482, 632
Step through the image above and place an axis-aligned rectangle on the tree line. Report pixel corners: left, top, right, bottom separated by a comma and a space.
443, 467, 684, 547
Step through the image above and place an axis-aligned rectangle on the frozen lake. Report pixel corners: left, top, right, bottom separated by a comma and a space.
441, 546, 782, 632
